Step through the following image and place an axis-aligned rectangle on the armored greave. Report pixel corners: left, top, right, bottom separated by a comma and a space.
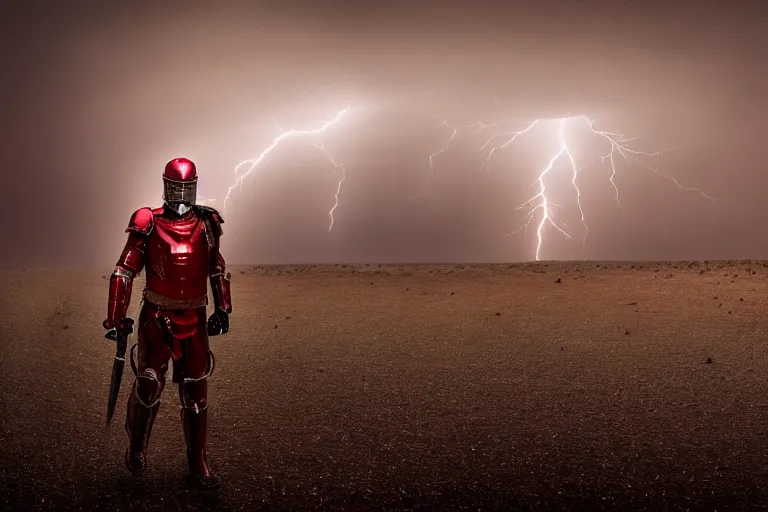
124, 369, 164, 473
179, 376, 220, 488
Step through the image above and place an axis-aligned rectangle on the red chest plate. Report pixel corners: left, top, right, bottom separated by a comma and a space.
144, 212, 210, 300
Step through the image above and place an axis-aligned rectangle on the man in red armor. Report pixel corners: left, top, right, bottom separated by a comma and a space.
103, 157, 232, 489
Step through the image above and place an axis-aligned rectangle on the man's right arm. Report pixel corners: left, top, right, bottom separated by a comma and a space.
103, 209, 152, 330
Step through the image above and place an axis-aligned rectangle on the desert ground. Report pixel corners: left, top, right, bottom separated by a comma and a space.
1, 261, 768, 511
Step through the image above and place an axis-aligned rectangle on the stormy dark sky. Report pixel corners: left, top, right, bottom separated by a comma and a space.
2, 1, 766, 267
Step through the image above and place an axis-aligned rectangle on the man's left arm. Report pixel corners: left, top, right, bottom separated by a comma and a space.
206, 209, 231, 336
210, 249, 232, 315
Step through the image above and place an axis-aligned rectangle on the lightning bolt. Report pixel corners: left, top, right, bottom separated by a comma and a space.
223, 107, 350, 230
428, 116, 527, 175
318, 144, 348, 232
429, 115, 459, 178
432, 114, 717, 261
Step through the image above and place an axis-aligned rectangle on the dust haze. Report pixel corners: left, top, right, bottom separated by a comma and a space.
3, 3, 768, 508
2, 1, 766, 267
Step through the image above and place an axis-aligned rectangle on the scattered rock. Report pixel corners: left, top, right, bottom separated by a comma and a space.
101, 275, 107, 279
285, 316, 291, 320
625, 330, 630, 335
62, 325, 69, 330
450, 292, 455, 295
495, 312, 501, 316
740, 298, 744, 301
274, 325, 278, 329
703, 357, 713, 364
554, 278, 561, 284
627, 302, 638, 306
370, 282, 373, 285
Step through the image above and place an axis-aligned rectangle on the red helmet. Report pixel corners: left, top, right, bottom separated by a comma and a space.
163, 158, 198, 210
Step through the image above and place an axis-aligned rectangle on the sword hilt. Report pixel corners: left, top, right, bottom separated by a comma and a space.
105, 319, 134, 341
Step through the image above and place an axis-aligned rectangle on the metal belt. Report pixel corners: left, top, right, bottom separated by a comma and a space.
143, 289, 207, 310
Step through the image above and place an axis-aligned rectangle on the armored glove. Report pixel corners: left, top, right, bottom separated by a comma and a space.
103, 317, 135, 341
207, 310, 229, 336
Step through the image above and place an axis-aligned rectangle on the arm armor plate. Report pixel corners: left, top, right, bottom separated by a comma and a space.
200, 207, 232, 314
105, 267, 135, 329
104, 215, 149, 329
210, 251, 232, 314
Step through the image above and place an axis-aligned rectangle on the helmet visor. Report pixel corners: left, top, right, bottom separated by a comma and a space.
163, 177, 197, 205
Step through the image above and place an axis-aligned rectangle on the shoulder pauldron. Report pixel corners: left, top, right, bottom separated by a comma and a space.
194, 205, 224, 248
126, 207, 155, 235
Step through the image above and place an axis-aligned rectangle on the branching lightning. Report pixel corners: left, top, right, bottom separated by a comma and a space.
223, 107, 349, 231
429, 115, 459, 178
430, 114, 717, 261
318, 144, 348, 231
224, 104, 715, 259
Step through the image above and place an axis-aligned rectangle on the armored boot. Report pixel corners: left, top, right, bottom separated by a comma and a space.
179, 381, 221, 489
124, 370, 163, 473
181, 406, 220, 489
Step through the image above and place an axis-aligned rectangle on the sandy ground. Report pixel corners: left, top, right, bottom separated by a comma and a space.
1, 261, 768, 511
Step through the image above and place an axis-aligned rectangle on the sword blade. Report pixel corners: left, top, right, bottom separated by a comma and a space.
106, 336, 128, 425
